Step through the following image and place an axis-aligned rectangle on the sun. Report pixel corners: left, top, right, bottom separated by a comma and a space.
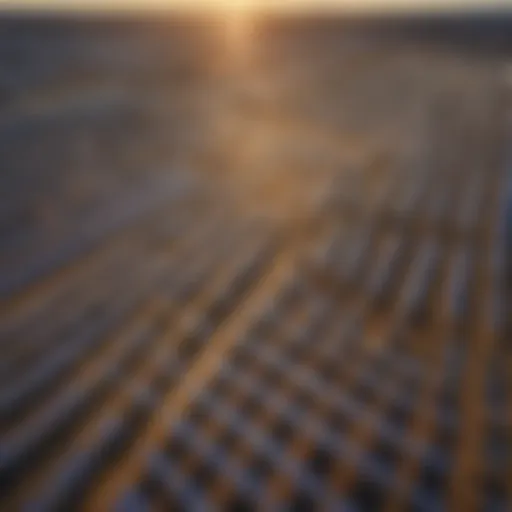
190, 0, 255, 13
226, 0, 254, 12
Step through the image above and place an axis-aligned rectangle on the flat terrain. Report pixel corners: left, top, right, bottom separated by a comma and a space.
0, 15, 510, 511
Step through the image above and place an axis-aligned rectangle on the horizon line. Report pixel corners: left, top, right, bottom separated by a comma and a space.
0, 1, 511, 16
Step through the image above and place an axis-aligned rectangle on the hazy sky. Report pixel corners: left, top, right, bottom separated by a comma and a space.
0, 0, 510, 12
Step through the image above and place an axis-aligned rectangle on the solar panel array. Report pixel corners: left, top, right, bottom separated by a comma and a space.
0, 23, 511, 512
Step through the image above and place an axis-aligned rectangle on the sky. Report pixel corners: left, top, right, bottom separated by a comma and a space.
0, 0, 510, 13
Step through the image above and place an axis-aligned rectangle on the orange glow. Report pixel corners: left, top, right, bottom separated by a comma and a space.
0, 0, 510, 14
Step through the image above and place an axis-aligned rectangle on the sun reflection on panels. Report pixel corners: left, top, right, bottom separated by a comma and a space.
224, 12, 255, 60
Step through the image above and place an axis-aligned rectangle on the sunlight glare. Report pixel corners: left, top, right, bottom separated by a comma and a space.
222, 0, 257, 68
